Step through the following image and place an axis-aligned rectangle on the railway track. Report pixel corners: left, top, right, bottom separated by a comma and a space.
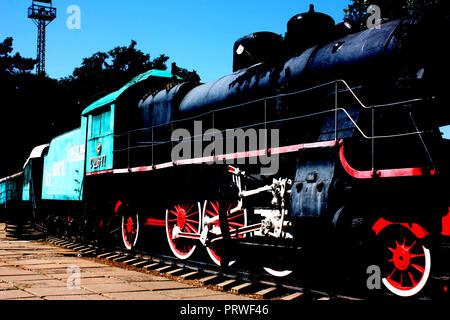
43, 235, 367, 301
6, 219, 449, 301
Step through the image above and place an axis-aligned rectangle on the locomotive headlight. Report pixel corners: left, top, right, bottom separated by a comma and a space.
236, 44, 244, 55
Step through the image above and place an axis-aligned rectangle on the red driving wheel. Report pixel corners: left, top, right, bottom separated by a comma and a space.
373, 218, 431, 297
122, 213, 139, 250
116, 201, 140, 250
203, 200, 247, 266
165, 201, 200, 260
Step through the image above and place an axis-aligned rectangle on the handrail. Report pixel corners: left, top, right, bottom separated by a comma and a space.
113, 79, 425, 138
112, 106, 429, 154
106, 78, 435, 173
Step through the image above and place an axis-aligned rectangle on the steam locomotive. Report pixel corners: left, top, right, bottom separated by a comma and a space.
2, 4, 450, 298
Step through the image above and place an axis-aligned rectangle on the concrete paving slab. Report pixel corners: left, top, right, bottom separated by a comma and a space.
0, 249, 59, 254
0, 289, 36, 299
161, 287, 233, 299
45, 260, 105, 268
44, 294, 110, 300
109, 272, 169, 282
81, 282, 149, 293
0, 256, 31, 260
70, 267, 123, 274
74, 277, 125, 285
0, 267, 40, 276
4, 259, 57, 265
0, 274, 51, 282
0, 282, 16, 290
40, 266, 120, 276
6, 296, 44, 300
24, 286, 97, 297
29, 268, 76, 275
188, 293, 255, 300
0, 252, 27, 256
14, 279, 68, 288
48, 271, 120, 280
101, 291, 172, 300
20, 263, 68, 270
131, 280, 192, 291
0, 225, 255, 301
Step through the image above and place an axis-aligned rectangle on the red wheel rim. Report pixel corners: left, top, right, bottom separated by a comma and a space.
121, 214, 139, 250
203, 200, 247, 266
166, 202, 200, 259
374, 218, 431, 297
383, 237, 430, 295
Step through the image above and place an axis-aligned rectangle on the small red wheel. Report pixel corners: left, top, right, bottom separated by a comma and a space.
116, 201, 140, 250
203, 200, 247, 266
166, 201, 201, 260
121, 213, 140, 250
373, 218, 431, 297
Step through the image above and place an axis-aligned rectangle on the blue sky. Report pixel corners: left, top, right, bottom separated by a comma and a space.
0, 0, 351, 83
2, 0, 450, 137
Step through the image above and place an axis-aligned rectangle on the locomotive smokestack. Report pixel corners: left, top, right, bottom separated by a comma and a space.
285, 4, 335, 54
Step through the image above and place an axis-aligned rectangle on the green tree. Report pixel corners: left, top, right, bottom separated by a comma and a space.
0, 37, 36, 75
61, 40, 199, 110
174, 66, 200, 84
170, 62, 200, 83
0, 37, 54, 177
0, 38, 201, 177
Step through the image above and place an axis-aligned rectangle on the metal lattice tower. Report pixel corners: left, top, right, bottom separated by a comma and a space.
28, 0, 56, 75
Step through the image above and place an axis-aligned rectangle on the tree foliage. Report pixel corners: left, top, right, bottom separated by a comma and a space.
0, 38, 54, 177
0, 38, 200, 177
0, 37, 37, 75
61, 40, 199, 110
